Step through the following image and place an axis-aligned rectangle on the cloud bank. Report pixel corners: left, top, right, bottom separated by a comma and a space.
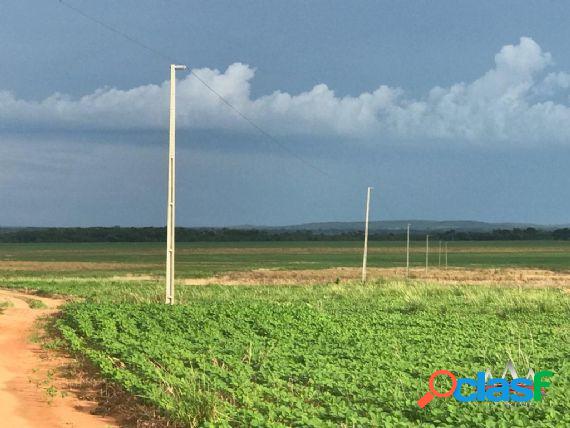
2, 37, 570, 144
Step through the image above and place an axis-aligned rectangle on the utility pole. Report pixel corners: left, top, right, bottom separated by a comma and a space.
445, 242, 448, 269
362, 186, 373, 282
425, 235, 429, 274
165, 64, 187, 305
406, 223, 411, 278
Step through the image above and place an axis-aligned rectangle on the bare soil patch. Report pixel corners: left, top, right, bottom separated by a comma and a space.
0, 289, 120, 427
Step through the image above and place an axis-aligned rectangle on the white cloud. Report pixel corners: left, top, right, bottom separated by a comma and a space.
534, 71, 570, 96
2, 37, 570, 144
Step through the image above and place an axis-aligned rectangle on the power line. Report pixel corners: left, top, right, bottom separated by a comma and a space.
57, 0, 332, 178
59, 0, 177, 64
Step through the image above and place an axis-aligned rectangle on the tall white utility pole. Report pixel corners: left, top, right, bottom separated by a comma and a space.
406, 223, 411, 278
362, 186, 373, 282
425, 235, 429, 274
165, 64, 187, 305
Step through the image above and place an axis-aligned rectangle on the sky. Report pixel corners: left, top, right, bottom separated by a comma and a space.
2, 0, 570, 227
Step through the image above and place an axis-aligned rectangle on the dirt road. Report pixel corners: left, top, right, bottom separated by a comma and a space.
0, 289, 118, 427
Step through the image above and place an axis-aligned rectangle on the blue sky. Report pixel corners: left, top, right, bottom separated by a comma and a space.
2, 0, 570, 226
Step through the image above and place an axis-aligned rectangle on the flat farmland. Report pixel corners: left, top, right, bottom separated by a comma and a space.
1, 241, 569, 426
1, 240, 569, 279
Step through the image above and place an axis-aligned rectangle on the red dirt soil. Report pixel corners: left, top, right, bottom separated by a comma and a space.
0, 290, 119, 427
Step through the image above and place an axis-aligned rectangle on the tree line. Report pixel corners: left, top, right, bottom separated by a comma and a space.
1, 226, 570, 243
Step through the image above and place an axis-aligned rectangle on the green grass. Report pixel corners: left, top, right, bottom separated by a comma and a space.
56, 281, 569, 427
0, 277, 164, 303
1, 241, 570, 279
22, 297, 48, 309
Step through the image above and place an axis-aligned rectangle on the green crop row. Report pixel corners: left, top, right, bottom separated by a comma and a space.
57, 282, 570, 427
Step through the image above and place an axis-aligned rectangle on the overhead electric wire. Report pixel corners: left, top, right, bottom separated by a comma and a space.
57, 0, 332, 178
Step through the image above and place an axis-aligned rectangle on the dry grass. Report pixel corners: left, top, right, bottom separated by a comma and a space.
111, 267, 570, 288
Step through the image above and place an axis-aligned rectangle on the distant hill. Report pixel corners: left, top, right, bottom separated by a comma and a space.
3, 221, 568, 233
262, 220, 563, 233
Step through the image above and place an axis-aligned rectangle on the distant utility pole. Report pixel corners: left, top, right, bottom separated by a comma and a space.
362, 186, 373, 282
445, 242, 448, 269
438, 241, 442, 267
165, 64, 188, 305
406, 223, 411, 278
425, 235, 429, 274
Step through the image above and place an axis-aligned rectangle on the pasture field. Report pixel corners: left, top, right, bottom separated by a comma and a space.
0, 241, 569, 426
1, 240, 570, 279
